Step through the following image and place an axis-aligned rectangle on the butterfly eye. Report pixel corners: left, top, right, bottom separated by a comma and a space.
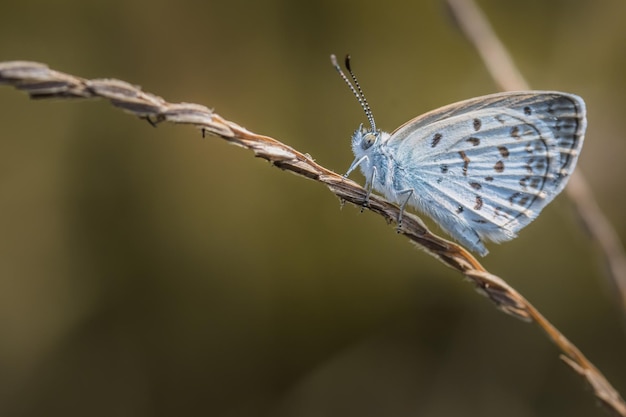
361, 132, 377, 150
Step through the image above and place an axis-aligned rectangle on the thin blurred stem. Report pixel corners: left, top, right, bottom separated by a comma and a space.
446, 0, 626, 414
445, 0, 626, 312
445, 0, 528, 91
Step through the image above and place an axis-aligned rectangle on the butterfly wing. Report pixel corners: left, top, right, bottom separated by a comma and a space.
383, 91, 586, 255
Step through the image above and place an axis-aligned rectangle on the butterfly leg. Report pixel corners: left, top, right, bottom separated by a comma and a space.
344, 155, 373, 210
360, 165, 377, 210
396, 188, 414, 227
344, 155, 368, 178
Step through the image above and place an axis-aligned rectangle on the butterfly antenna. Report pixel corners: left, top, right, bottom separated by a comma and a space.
330, 54, 377, 132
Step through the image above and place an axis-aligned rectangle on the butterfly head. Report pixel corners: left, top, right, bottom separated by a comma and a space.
348, 124, 390, 180
352, 123, 380, 151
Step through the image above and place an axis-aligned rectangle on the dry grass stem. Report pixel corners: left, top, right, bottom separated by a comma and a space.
0, 27, 623, 415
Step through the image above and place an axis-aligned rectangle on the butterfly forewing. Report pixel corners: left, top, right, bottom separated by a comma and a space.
382, 91, 586, 254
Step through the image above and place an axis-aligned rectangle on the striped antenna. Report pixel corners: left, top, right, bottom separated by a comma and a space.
330, 54, 377, 132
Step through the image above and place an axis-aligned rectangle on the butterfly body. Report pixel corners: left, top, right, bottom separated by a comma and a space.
346, 91, 586, 256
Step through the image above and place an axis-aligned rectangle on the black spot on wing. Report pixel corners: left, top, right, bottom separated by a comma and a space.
466, 137, 480, 146
474, 195, 483, 210
459, 151, 470, 176
431, 133, 442, 148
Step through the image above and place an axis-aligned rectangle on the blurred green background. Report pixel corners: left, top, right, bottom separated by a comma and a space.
0, 0, 625, 416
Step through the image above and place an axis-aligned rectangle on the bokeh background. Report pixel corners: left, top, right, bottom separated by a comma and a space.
0, 1, 625, 416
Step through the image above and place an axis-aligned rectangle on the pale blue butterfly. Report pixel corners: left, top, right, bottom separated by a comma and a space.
331, 54, 586, 256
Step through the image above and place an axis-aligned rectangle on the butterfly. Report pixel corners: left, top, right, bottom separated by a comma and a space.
331, 54, 587, 256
